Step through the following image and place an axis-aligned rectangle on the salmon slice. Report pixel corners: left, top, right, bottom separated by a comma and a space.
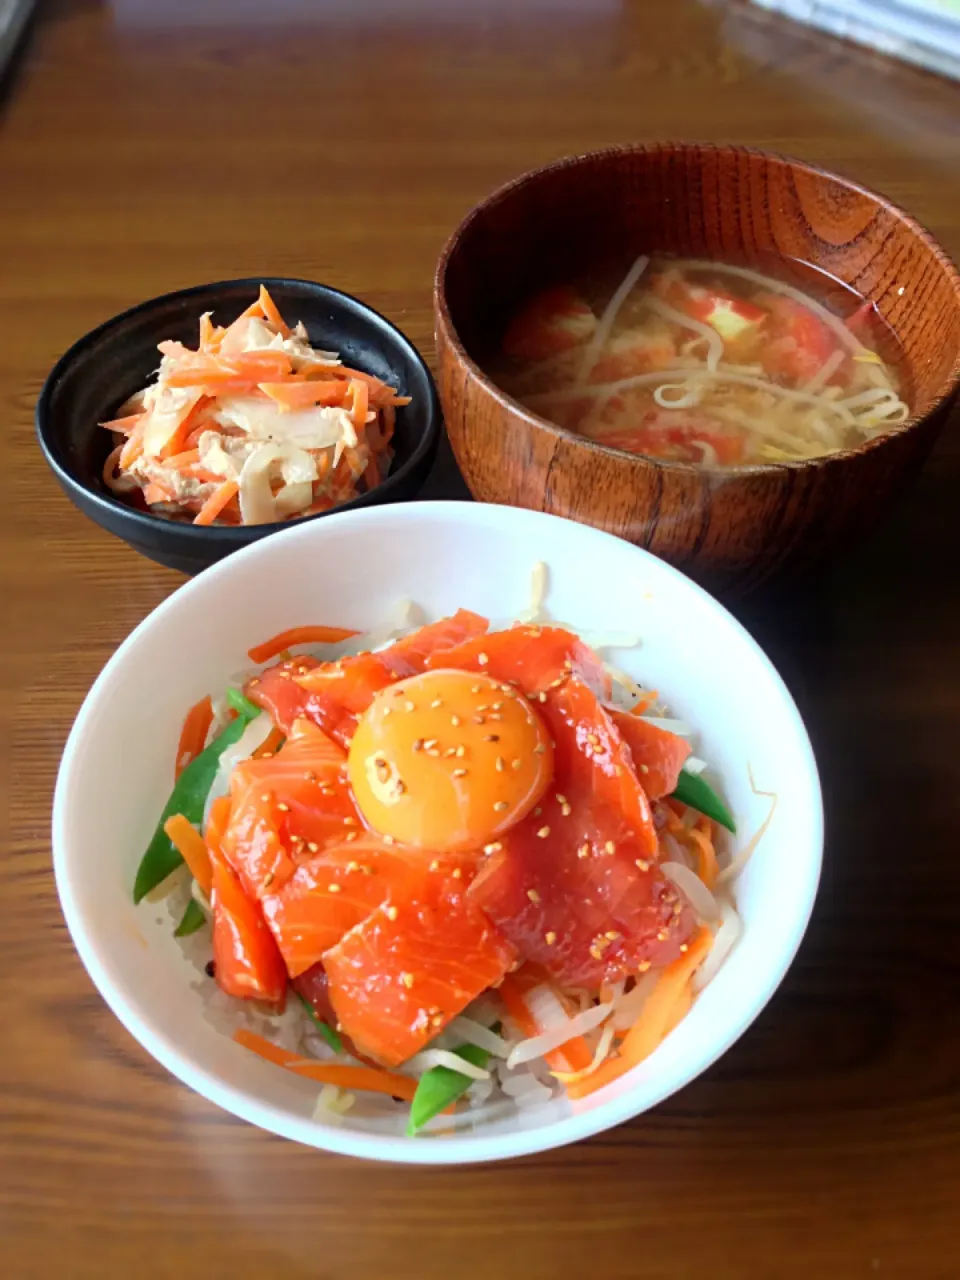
289, 609, 491, 731
224, 721, 360, 899
610, 710, 691, 800
423, 624, 606, 696
502, 286, 597, 364
246, 657, 357, 746
261, 836, 436, 978
323, 870, 516, 1067
211, 851, 287, 1007
468, 678, 690, 989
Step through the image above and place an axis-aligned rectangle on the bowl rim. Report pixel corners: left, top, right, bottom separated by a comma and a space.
52, 499, 824, 1165
35, 275, 441, 543
434, 140, 960, 478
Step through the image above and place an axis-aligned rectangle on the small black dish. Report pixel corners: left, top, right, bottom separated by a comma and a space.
36, 278, 441, 574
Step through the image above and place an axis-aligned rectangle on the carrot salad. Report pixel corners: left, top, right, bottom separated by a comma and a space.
134, 584, 754, 1136
101, 286, 408, 526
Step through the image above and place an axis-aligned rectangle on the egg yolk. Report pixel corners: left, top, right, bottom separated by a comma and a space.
347, 669, 554, 852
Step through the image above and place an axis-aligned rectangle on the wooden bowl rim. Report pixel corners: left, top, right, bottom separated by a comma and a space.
434, 140, 960, 479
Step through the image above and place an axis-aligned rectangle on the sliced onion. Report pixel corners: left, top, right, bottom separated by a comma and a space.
202, 713, 275, 827
405, 1050, 490, 1080
506, 995, 613, 1069
499, 1071, 550, 1099
446, 1016, 513, 1058
273, 479, 313, 519
551, 1020, 617, 1084
661, 860, 721, 922
693, 901, 743, 991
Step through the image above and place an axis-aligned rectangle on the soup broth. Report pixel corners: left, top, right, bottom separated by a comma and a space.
492, 256, 909, 466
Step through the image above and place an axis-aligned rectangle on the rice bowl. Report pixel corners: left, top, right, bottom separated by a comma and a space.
52, 501, 822, 1163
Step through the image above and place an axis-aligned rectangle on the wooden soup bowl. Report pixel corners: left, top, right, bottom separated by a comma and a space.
434, 143, 960, 591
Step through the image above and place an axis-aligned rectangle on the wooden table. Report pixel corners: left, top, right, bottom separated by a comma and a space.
3, 2, 959, 1276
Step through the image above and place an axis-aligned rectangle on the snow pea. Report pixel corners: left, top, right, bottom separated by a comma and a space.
174, 899, 207, 938
132, 707, 260, 903
296, 992, 343, 1055
670, 769, 736, 833
407, 1042, 491, 1136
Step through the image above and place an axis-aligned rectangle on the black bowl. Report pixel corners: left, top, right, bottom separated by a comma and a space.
36, 278, 441, 574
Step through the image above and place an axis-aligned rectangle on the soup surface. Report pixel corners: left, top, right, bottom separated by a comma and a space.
493, 257, 910, 466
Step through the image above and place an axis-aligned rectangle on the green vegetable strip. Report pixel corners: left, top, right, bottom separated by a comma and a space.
133, 707, 260, 903
407, 1042, 491, 1136
226, 687, 263, 720
174, 898, 207, 938
296, 992, 343, 1055
670, 769, 736, 833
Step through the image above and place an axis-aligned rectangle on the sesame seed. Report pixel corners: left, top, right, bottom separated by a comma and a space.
260, 752, 273, 759
346, 861, 358, 873
555, 794, 567, 805
455, 745, 466, 757
452, 867, 462, 879
277, 670, 291, 680
385, 905, 399, 921
471, 684, 483, 694
276, 802, 290, 813
477, 653, 489, 666
451, 715, 461, 727
534, 806, 542, 817
492, 702, 503, 711
534, 743, 546, 755
382, 835, 395, 845
561, 804, 572, 816
578, 843, 590, 859
260, 793, 271, 802
382, 706, 392, 717
431, 1014, 445, 1028
426, 748, 440, 757
589, 945, 604, 961
412, 739, 425, 752
657, 930, 668, 942
444, 747, 457, 757
512, 759, 522, 771
452, 768, 467, 778
545, 931, 557, 945
537, 692, 547, 703
308, 841, 319, 853
527, 888, 541, 903
673, 902, 683, 916
476, 704, 489, 712
474, 715, 486, 725
489, 713, 503, 721
605, 930, 620, 941
404, 701, 416, 712
263, 871, 274, 887
483, 734, 500, 743
493, 800, 509, 812
344, 816, 358, 826
430, 860, 440, 871
328, 884, 341, 894
635, 859, 650, 871
638, 961, 651, 972
431, 699, 444, 708
680, 943, 689, 953
249, 677, 260, 687
537, 826, 551, 839
640, 763, 649, 775
423, 739, 437, 750
483, 842, 502, 855
345, 832, 358, 842
496, 757, 505, 772
401, 973, 415, 989
587, 734, 600, 748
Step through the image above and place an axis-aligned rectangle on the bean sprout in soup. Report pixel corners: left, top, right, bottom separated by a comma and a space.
493, 256, 909, 466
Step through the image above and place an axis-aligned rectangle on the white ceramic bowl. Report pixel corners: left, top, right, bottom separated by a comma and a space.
53, 501, 822, 1164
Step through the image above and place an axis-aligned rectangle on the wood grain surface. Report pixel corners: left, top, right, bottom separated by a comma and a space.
2, 2, 959, 1277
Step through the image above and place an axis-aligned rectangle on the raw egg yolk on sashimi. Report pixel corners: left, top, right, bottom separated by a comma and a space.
347, 669, 553, 851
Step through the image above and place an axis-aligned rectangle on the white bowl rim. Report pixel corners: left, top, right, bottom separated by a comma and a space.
53, 500, 823, 1165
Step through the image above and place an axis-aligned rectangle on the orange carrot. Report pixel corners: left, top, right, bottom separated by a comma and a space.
118, 422, 145, 469
567, 929, 713, 1101
205, 794, 232, 855
689, 817, 719, 890
164, 448, 201, 470
348, 378, 369, 430
379, 403, 396, 447
247, 625, 359, 665
258, 285, 291, 338
630, 690, 659, 715
175, 694, 214, 778
163, 814, 214, 898
252, 727, 285, 759
198, 313, 224, 351
194, 480, 240, 527
363, 454, 380, 491
259, 379, 348, 411
143, 480, 175, 504
233, 1029, 419, 1101
99, 412, 144, 435
498, 974, 593, 1074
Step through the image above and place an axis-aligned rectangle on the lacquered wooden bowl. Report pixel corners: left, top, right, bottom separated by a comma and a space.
434, 144, 960, 591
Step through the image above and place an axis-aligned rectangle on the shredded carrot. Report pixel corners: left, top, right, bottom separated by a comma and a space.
630, 690, 659, 715
175, 694, 214, 778
689, 817, 719, 889
99, 412, 144, 435
118, 422, 144, 469
143, 480, 175, 504
163, 813, 214, 898
164, 448, 201, 470
234, 1029, 419, 1101
205, 794, 232, 856
348, 377, 369, 431
252, 727, 285, 759
194, 479, 240, 527
259, 379, 348, 411
198, 313, 225, 351
238, 297, 266, 321
258, 285, 291, 338
498, 973, 593, 1074
567, 929, 714, 1101
247, 625, 359, 665
380, 404, 396, 447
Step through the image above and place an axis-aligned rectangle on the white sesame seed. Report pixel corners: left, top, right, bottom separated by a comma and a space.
635, 859, 650, 871
431, 699, 443, 708
451, 715, 461, 727
605, 841, 616, 854
456, 745, 466, 757
308, 842, 319, 853
452, 768, 467, 778
534, 743, 546, 755
385, 905, 398, 921
276, 802, 289, 812
327, 884, 341, 894
493, 800, 509, 812
483, 842, 502, 855
527, 888, 541, 903
640, 763, 649, 774
404, 701, 416, 712
545, 931, 557, 945
477, 653, 489, 666
452, 867, 462, 879
577, 843, 590, 859
496, 757, 505, 772
536, 826, 550, 839
401, 972, 415, 988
